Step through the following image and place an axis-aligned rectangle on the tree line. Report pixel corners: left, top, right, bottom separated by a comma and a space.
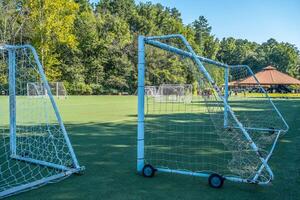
1, 0, 299, 94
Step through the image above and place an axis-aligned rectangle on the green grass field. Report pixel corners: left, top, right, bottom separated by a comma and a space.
8, 96, 300, 200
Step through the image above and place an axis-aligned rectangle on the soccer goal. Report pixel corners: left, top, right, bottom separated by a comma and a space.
155, 84, 192, 103
145, 86, 157, 97
26, 82, 47, 97
137, 34, 289, 188
27, 82, 67, 99
0, 44, 84, 198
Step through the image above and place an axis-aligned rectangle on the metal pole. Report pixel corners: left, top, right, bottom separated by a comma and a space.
137, 35, 145, 172
8, 49, 16, 156
224, 67, 229, 128
145, 39, 228, 68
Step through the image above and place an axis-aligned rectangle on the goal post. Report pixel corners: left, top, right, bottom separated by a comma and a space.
137, 35, 289, 187
27, 82, 67, 98
144, 86, 157, 97
49, 82, 67, 99
8, 48, 17, 157
0, 44, 83, 198
26, 82, 47, 97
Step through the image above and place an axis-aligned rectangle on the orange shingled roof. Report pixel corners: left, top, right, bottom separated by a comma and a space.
230, 66, 300, 86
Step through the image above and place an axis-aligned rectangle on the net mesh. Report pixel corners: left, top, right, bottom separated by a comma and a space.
27, 82, 67, 98
26, 82, 46, 96
143, 38, 287, 183
155, 84, 192, 103
49, 82, 67, 98
145, 86, 157, 97
0, 46, 77, 197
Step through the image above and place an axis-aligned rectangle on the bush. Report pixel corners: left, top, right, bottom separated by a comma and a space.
90, 84, 104, 94
66, 82, 93, 95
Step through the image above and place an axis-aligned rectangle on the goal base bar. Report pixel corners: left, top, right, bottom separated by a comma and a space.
11, 155, 72, 171
0, 168, 80, 198
156, 168, 271, 185
232, 126, 282, 132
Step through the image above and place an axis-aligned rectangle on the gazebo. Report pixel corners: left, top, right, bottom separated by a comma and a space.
229, 66, 300, 92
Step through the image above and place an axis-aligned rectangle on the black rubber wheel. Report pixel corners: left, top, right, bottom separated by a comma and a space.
208, 174, 224, 188
142, 164, 156, 177
268, 127, 275, 134
227, 127, 233, 132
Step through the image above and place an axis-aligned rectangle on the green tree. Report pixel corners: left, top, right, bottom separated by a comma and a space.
0, 0, 28, 44
1, 0, 298, 95
95, 10, 133, 93
261, 39, 299, 73
192, 16, 219, 58
23, 0, 79, 80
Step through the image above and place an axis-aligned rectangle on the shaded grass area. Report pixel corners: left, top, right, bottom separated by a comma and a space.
7, 96, 300, 200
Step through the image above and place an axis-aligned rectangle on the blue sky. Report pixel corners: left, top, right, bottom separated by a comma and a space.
91, 0, 300, 49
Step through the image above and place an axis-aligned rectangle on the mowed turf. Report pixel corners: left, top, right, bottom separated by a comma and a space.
8, 96, 300, 200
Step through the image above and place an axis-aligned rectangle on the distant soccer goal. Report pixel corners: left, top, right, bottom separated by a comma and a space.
137, 35, 289, 188
145, 86, 157, 96
155, 84, 192, 103
27, 82, 67, 99
0, 44, 83, 198
50, 82, 67, 98
27, 82, 47, 97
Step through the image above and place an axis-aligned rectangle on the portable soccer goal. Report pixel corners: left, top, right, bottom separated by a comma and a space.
0, 44, 84, 198
27, 82, 67, 99
137, 34, 289, 188
155, 84, 192, 103
145, 86, 157, 97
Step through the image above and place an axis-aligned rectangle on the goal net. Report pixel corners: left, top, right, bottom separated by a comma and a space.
0, 45, 83, 198
27, 82, 46, 97
145, 86, 157, 97
155, 84, 192, 103
137, 35, 289, 186
27, 82, 67, 98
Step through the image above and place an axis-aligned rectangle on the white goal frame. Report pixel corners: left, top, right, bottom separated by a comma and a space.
155, 84, 192, 103
27, 82, 67, 99
137, 34, 289, 185
144, 86, 157, 96
0, 44, 83, 198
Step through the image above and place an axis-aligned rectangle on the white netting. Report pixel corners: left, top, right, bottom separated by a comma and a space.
49, 82, 67, 99
27, 82, 67, 99
26, 82, 47, 97
145, 86, 157, 97
227, 66, 287, 131
155, 84, 192, 103
0, 46, 79, 197
143, 37, 287, 183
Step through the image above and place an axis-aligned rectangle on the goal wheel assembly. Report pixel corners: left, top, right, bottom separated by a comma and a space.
208, 174, 225, 188
142, 164, 156, 177
268, 127, 276, 134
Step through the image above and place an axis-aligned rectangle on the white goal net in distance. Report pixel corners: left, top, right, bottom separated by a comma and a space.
27, 82, 67, 98
0, 45, 83, 198
155, 84, 192, 103
137, 35, 289, 186
144, 86, 157, 96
